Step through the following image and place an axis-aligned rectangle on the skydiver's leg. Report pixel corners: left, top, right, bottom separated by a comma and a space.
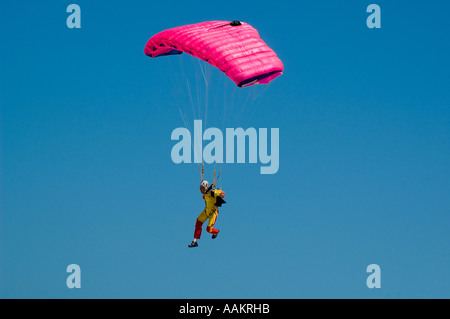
194, 220, 203, 240
194, 209, 208, 239
189, 209, 208, 248
206, 210, 219, 238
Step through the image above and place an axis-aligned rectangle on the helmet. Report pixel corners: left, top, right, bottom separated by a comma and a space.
200, 180, 209, 188
200, 180, 209, 194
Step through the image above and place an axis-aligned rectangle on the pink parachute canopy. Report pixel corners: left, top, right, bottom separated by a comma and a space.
144, 20, 283, 87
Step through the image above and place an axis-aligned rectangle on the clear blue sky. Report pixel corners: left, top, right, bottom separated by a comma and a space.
1, 1, 449, 298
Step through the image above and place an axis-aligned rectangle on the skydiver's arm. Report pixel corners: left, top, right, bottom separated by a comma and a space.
214, 189, 225, 198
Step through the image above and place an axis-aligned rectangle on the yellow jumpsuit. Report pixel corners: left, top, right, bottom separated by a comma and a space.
194, 189, 225, 239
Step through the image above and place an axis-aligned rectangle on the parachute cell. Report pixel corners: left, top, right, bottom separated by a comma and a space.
144, 21, 283, 87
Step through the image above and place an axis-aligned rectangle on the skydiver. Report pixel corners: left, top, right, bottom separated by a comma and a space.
188, 180, 226, 248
